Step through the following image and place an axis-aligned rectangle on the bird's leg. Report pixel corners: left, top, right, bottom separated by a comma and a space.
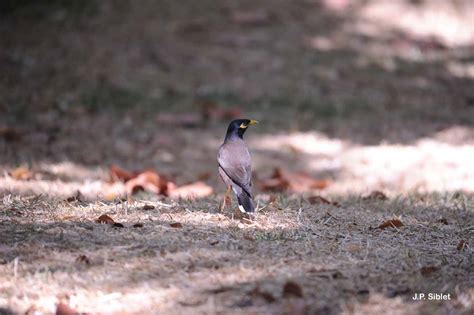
220, 185, 231, 212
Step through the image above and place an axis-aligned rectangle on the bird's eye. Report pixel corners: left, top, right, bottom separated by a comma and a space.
239, 123, 248, 129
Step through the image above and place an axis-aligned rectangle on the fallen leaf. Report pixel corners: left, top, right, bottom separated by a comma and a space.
457, 240, 467, 251
75, 255, 90, 265
125, 170, 171, 195
10, 166, 34, 180
0, 126, 21, 141
55, 302, 78, 315
259, 176, 290, 192
307, 195, 338, 206
168, 181, 213, 199
109, 165, 178, 197
113, 222, 124, 228
109, 164, 136, 182
66, 191, 83, 203
377, 219, 403, 229
209, 240, 219, 245
363, 191, 388, 201
199, 101, 243, 121
133, 223, 144, 228
420, 266, 439, 276
283, 281, 303, 298
96, 214, 115, 224
170, 222, 183, 228
308, 196, 330, 204
142, 204, 155, 210
250, 286, 276, 303
259, 168, 329, 192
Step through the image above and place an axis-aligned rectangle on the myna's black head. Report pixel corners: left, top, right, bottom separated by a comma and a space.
224, 119, 258, 141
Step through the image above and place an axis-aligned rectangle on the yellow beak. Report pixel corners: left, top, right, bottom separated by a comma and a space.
248, 120, 258, 125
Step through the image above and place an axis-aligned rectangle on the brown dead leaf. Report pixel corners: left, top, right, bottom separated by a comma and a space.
420, 266, 439, 276
457, 240, 467, 251
109, 165, 177, 197
168, 181, 213, 199
133, 223, 144, 228
250, 286, 276, 303
96, 214, 115, 224
199, 101, 242, 121
55, 302, 78, 315
307, 195, 339, 206
109, 164, 136, 182
113, 222, 124, 228
75, 255, 90, 265
10, 166, 34, 180
125, 170, 171, 195
142, 204, 155, 210
283, 281, 303, 298
0, 126, 21, 141
259, 168, 329, 192
363, 191, 388, 201
377, 219, 403, 229
66, 191, 83, 203
170, 222, 183, 228
259, 176, 290, 192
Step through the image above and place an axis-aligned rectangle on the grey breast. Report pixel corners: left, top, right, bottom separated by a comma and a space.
218, 141, 252, 195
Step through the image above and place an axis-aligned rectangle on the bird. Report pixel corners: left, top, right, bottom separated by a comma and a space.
218, 119, 258, 213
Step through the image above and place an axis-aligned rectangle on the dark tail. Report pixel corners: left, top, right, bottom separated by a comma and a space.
237, 191, 255, 213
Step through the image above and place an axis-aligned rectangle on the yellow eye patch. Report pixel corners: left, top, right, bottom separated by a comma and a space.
239, 123, 248, 129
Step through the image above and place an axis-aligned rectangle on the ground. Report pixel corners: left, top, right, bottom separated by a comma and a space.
0, 0, 473, 314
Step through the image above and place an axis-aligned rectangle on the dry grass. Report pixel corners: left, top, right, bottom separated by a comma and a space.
0, 193, 472, 314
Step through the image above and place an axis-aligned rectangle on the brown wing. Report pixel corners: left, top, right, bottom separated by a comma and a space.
218, 141, 252, 196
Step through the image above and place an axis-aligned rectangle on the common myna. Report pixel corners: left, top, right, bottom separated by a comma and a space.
218, 119, 258, 213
